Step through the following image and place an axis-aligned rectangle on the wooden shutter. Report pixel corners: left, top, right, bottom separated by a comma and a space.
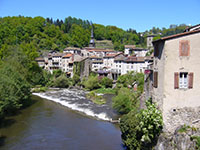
174, 72, 179, 89
153, 72, 158, 88
188, 72, 194, 89
179, 40, 190, 56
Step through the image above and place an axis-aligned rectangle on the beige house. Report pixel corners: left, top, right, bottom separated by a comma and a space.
152, 26, 200, 133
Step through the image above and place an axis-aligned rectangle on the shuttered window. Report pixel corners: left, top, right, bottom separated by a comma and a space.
153, 71, 158, 88
174, 72, 194, 89
188, 72, 194, 89
174, 72, 179, 89
179, 40, 190, 56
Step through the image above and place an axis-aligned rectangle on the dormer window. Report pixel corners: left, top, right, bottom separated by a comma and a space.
179, 40, 190, 56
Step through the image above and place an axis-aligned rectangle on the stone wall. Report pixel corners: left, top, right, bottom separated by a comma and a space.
155, 126, 200, 150
164, 106, 200, 133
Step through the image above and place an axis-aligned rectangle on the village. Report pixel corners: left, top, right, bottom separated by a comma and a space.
36, 30, 154, 81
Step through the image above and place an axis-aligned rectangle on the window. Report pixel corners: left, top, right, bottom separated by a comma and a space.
179, 40, 190, 56
174, 72, 193, 89
179, 72, 188, 89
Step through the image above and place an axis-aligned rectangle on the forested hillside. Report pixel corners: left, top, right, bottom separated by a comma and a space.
0, 16, 188, 57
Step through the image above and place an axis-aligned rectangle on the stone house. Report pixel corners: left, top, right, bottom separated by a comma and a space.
152, 26, 200, 133
124, 45, 149, 57
147, 34, 155, 49
62, 53, 74, 77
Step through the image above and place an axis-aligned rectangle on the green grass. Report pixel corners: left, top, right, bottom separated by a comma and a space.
93, 88, 116, 94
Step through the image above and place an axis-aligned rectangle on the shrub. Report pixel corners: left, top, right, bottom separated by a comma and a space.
120, 99, 163, 150
72, 74, 80, 86
100, 77, 113, 88
53, 75, 70, 88
83, 75, 100, 90
112, 88, 136, 115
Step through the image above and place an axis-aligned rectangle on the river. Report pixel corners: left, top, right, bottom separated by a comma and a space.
0, 89, 123, 150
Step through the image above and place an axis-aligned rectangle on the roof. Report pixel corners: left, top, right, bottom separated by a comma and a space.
153, 29, 200, 44
63, 53, 73, 58
74, 54, 85, 62
85, 47, 114, 52
184, 24, 200, 32
124, 45, 136, 49
104, 54, 117, 58
92, 60, 103, 63
104, 52, 123, 58
89, 55, 101, 59
125, 56, 145, 63
52, 53, 63, 57
35, 57, 44, 61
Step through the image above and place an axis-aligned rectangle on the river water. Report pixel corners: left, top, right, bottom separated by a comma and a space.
0, 89, 123, 150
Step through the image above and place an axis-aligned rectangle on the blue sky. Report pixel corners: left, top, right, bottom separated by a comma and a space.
0, 0, 199, 32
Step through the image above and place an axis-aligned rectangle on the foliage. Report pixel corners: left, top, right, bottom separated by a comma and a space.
120, 110, 141, 150
83, 75, 100, 90
178, 124, 191, 133
112, 88, 137, 115
0, 48, 34, 119
191, 136, 200, 150
86, 91, 106, 105
116, 71, 144, 93
72, 74, 80, 86
93, 88, 116, 94
100, 77, 113, 88
120, 99, 163, 150
53, 69, 63, 78
52, 75, 71, 88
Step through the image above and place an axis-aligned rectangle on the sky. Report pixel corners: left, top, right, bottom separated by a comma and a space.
0, 0, 199, 32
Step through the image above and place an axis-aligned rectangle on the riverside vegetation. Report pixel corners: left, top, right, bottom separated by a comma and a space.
112, 72, 163, 150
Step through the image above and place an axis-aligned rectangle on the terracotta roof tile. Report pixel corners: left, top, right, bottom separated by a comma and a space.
63, 53, 73, 58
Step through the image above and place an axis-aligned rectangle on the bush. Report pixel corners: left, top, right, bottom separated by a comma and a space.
112, 88, 137, 115
53, 75, 71, 88
72, 74, 80, 86
116, 71, 144, 93
120, 99, 163, 150
53, 69, 62, 78
83, 75, 100, 90
100, 77, 113, 88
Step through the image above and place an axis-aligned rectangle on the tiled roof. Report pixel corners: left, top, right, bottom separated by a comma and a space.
35, 57, 44, 61
124, 45, 136, 49
63, 53, 73, 58
125, 56, 145, 62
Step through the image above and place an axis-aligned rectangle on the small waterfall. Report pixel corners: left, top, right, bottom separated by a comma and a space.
32, 89, 117, 121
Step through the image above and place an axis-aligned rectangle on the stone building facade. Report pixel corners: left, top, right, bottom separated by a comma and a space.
152, 27, 200, 133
